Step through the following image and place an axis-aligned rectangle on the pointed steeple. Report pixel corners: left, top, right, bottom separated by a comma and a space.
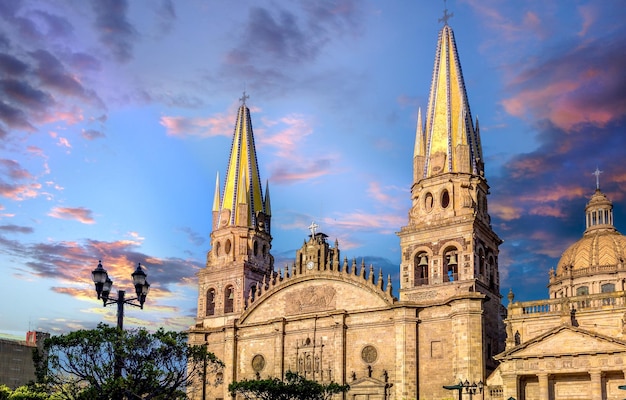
212, 172, 221, 212
419, 23, 483, 180
218, 92, 267, 229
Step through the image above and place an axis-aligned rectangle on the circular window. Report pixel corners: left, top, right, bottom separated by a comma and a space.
361, 345, 378, 364
225, 239, 232, 255
425, 192, 434, 212
252, 354, 266, 372
441, 189, 450, 208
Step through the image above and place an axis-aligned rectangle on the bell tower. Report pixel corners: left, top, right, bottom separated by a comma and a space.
397, 21, 503, 374
195, 92, 273, 324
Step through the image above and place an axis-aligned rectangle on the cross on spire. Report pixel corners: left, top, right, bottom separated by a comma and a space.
308, 221, 319, 236
593, 167, 603, 190
239, 91, 249, 105
439, 0, 453, 25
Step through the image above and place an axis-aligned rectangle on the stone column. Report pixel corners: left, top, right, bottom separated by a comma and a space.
589, 371, 602, 400
538, 373, 549, 400
500, 373, 518, 400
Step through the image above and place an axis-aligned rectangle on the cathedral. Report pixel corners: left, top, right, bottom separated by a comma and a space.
188, 18, 504, 400
187, 13, 626, 400
487, 182, 626, 400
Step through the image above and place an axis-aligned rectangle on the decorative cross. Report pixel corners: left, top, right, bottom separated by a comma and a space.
439, 0, 453, 25
593, 167, 603, 190
308, 221, 319, 236
239, 90, 249, 105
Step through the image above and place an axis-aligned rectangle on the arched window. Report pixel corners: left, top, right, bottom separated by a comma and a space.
602, 283, 615, 293
576, 286, 589, 308
478, 248, 485, 276
224, 285, 234, 313
415, 252, 429, 286
444, 247, 458, 282
205, 288, 215, 316
602, 283, 616, 305
488, 255, 496, 289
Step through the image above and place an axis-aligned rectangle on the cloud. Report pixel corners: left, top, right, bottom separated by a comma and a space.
220, 2, 362, 88
160, 114, 233, 138
82, 129, 106, 140
90, 0, 138, 63
178, 227, 205, 247
48, 206, 96, 224
501, 26, 626, 132
270, 158, 334, 185
0, 53, 28, 76
2, 234, 200, 297
260, 114, 314, 158
0, 159, 41, 200
0, 224, 33, 234
0, 78, 54, 110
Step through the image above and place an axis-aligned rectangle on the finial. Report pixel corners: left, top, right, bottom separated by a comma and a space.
439, 0, 453, 25
239, 90, 249, 105
593, 167, 603, 190
308, 221, 319, 236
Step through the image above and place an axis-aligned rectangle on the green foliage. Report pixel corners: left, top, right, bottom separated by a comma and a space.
7, 384, 49, 400
36, 323, 223, 400
228, 371, 349, 400
0, 385, 11, 400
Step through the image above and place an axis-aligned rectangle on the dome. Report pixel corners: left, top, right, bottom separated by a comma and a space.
555, 229, 626, 275
554, 189, 626, 277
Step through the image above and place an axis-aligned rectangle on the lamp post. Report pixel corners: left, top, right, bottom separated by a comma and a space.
91, 260, 150, 399
443, 380, 484, 399
91, 260, 151, 330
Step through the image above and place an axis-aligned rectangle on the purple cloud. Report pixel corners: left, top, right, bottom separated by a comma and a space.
90, 0, 138, 63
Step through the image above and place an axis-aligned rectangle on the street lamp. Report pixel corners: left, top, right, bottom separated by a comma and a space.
443, 380, 484, 399
91, 260, 151, 399
91, 260, 151, 330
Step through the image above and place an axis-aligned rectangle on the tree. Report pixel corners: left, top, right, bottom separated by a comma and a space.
0, 385, 11, 400
6, 384, 49, 400
36, 323, 223, 400
228, 371, 349, 400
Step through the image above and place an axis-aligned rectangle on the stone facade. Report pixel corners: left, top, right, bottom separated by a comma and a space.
487, 188, 626, 399
188, 21, 505, 400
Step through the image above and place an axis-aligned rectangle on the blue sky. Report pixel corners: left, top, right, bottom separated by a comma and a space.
1, 0, 626, 336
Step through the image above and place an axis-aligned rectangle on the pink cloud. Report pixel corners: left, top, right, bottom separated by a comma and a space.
48, 206, 96, 224
260, 114, 313, 158
0, 182, 41, 200
160, 114, 233, 138
577, 4, 598, 37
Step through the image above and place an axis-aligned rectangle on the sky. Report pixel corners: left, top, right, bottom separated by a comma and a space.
1, 0, 626, 337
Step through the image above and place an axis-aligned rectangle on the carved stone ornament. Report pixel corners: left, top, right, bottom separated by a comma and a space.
361, 345, 378, 364
252, 354, 266, 372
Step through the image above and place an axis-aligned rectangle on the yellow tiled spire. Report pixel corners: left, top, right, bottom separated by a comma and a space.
217, 92, 267, 229
418, 23, 483, 180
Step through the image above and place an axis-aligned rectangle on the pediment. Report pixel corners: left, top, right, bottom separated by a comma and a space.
239, 275, 394, 325
349, 376, 392, 396
499, 326, 626, 360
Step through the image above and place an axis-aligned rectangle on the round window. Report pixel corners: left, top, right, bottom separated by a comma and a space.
252, 354, 266, 372
225, 239, 232, 255
441, 189, 450, 208
361, 345, 378, 363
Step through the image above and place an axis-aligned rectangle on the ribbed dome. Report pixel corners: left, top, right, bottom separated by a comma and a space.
555, 229, 626, 275
555, 189, 626, 276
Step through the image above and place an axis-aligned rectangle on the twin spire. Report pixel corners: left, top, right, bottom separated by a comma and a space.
212, 93, 271, 230
414, 22, 483, 181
